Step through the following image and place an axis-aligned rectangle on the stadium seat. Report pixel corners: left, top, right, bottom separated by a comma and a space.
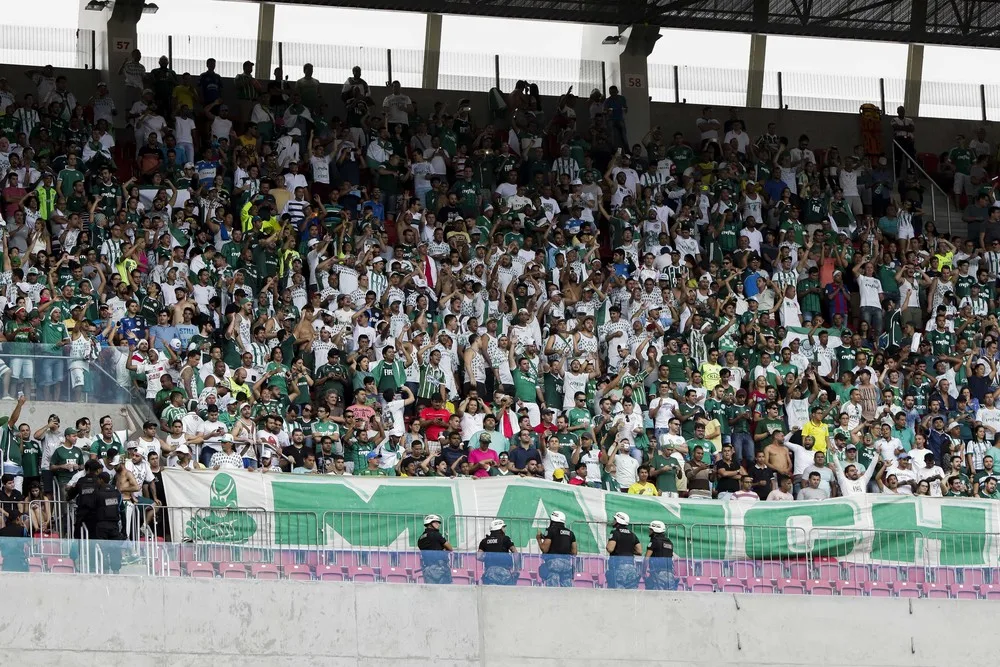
786, 562, 811, 580
283, 564, 313, 581
45, 557, 75, 574
835, 581, 864, 596
893, 582, 921, 598
979, 584, 1000, 600
814, 563, 842, 582
383, 567, 411, 584
718, 577, 746, 593
572, 572, 597, 589
184, 562, 215, 578
316, 564, 346, 582
346, 565, 379, 583
949, 583, 979, 599
920, 582, 949, 599
686, 576, 715, 592
758, 561, 785, 581
776, 579, 806, 595
747, 577, 775, 594
931, 567, 959, 585
450, 569, 474, 585
27, 557, 43, 573
251, 563, 280, 580
220, 562, 248, 579
962, 569, 988, 586
730, 560, 756, 580
873, 565, 903, 584
843, 564, 871, 584
672, 559, 692, 578
864, 581, 893, 597
903, 566, 928, 584
697, 560, 725, 579
805, 580, 835, 596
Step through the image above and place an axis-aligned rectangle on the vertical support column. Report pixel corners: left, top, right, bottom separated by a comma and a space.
422, 13, 442, 90
105, 0, 142, 129
617, 25, 660, 153
904, 43, 923, 116
746, 33, 766, 108
256, 1, 275, 80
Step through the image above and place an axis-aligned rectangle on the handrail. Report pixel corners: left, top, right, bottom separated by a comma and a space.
891, 138, 953, 236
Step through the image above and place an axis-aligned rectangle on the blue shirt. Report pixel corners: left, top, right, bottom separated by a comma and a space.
509, 445, 541, 471
119, 316, 147, 341
604, 95, 627, 121
195, 160, 219, 187
744, 272, 761, 298
199, 71, 223, 104
361, 200, 385, 221
148, 324, 179, 352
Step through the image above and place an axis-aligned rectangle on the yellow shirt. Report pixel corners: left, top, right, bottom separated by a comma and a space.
801, 419, 830, 453
627, 481, 660, 496
172, 85, 196, 111
700, 362, 723, 391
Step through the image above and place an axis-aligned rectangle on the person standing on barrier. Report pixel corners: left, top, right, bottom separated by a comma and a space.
66, 460, 101, 538
643, 520, 678, 590
418, 514, 453, 584
537, 510, 577, 587
606, 512, 641, 589
93, 472, 124, 574
478, 519, 518, 585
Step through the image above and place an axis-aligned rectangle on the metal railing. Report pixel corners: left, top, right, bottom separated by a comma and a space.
891, 137, 954, 236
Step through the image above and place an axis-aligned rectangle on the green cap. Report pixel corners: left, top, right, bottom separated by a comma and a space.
64, 427, 78, 436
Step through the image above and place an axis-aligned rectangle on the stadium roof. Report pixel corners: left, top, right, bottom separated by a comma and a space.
269, 0, 1000, 48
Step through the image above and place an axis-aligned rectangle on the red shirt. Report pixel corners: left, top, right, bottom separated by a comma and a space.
533, 423, 557, 437
568, 477, 586, 486
420, 407, 451, 443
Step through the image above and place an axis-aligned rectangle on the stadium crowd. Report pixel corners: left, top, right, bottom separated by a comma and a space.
0, 50, 999, 530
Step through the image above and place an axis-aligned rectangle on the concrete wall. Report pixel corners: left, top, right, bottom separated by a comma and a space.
0, 573, 992, 666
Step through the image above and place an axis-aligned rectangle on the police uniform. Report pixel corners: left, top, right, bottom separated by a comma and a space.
538, 522, 576, 587
478, 530, 516, 585
645, 534, 678, 590
418, 526, 452, 584
72, 474, 99, 538
93, 484, 123, 573
607, 526, 640, 589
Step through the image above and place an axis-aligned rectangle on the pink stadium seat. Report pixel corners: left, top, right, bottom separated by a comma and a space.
450, 569, 474, 585
962, 569, 988, 586
903, 567, 928, 584
949, 583, 978, 600
786, 562, 811, 580
45, 557, 75, 574
698, 560, 724, 579
921, 582, 949, 599
759, 561, 785, 581
316, 564, 346, 582
347, 565, 379, 583
730, 561, 756, 580
747, 577, 775, 594
805, 580, 835, 595
843, 564, 871, 584
979, 584, 1000, 600
250, 563, 280, 580
184, 562, 215, 578
686, 576, 715, 592
873, 565, 903, 584
931, 567, 958, 585
283, 564, 313, 581
672, 559, 691, 578
161, 562, 182, 577
220, 562, 248, 579
383, 567, 411, 584
776, 579, 806, 595
572, 572, 597, 589
835, 581, 864, 596
814, 563, 842, 582
718, 577, 746, 593
864, 581, 892, 597
893, 582, 920, 598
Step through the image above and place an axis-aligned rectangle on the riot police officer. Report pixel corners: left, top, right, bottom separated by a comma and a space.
93, 472, 123, 574
68, 460, 101, 538
477, 519, 517, 585
417, 514, 453, 584
644, 520, 678, 590
606, 511, 641, 589
536, 510, 577, 587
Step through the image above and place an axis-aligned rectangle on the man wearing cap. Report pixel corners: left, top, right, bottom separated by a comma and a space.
468, 432, 500, 479
478, 519, 518, 585
49, 427, 85, 502
209, 435, 243, 471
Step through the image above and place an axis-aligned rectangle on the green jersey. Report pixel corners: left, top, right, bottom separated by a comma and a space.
651, 453, 681, 494
50, 445, 86, 485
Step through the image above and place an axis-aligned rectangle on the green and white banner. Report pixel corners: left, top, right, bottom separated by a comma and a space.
162, 470, 1000, 565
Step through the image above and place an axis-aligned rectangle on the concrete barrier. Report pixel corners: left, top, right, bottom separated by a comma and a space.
0, 573, 994, 666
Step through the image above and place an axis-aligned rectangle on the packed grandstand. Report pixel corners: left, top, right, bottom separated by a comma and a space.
0, 49, 999, 594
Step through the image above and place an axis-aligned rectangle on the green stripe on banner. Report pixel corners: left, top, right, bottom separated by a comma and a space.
160, 470, 1000, 563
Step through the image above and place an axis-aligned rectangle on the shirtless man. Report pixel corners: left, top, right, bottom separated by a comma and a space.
763, 430, 792, 476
